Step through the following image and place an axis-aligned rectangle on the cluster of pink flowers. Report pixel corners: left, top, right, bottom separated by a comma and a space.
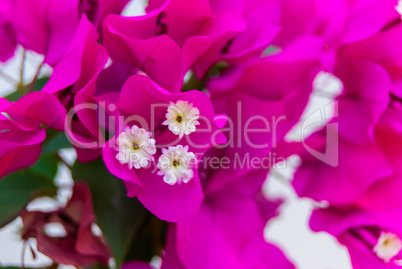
1, 0, 402, 268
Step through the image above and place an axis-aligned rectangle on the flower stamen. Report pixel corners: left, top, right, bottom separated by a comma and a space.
116, 125, 156, 169
157, 145, 197, 185
162, 100, 200, 138
374, 232, 402, 263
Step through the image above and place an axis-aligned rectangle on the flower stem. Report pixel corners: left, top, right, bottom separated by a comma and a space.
28, 60, 44, 93
17, 49, 27, 96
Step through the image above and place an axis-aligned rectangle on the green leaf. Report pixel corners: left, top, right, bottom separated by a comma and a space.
125, 225, 155, 262
5, 77, 50, 102
72, 159, 148, 268
29, 153, 59, 180
32, 129, 72, 179
31, 129, 72, 180
262, 45, 281, 56
181, 71, 206, 92
0, 170, 57, 228
42, 131, 72, 155
4, 90, 21, 102
125, 215, 167, 262
31, 77, 50, 92
83, 264, 109, 269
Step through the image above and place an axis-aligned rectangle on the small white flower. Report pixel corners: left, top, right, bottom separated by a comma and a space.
373, 232, 402, 263
157, 145, 197, 185
396, 0, 402, 17
162, 100, 200, 138
116, 125, 156, 169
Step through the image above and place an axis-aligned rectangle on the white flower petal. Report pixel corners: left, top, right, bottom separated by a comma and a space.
162, 100, 200, 137
157, 145, 197, 185
115, 125, 156, 170
373, 232, 402, 263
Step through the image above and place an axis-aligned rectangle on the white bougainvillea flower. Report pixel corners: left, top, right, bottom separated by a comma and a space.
373, 232, 402, 263
103, 75, 225, 221
396, 0, 402, 16
116, 125, 156, 169
162, 100, 200, 138
157, 145, 197, 185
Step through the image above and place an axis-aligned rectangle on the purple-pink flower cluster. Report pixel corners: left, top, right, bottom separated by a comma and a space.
1, 0, 402, 268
